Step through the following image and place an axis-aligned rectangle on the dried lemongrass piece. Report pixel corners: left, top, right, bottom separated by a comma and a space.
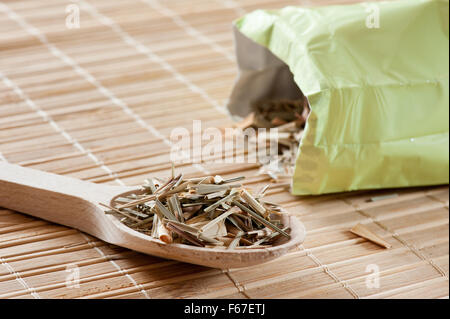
235, 112, 255, 130
164, 220, 222, 245
173, 174, 184, 188
266, 209, 283, 217
226, 223, 244, 237
198, 233, 225, 246
151, 213, 160, 239
182, 194, 204, 202
117, 179, 186, 210
133, 216, 154, 228
154, 176, 176, 194
350, 223, 391, 249
155, 199, 177, 221
222, 176, 245, 184
271, 117, 287, 126
204, 191, 237, 213
240, 189, 267, 217
228, 231, 244, 250
168, 195, 184, 222
158, 223, 173, 244
117, 195, 157, 209
185, 215, 209, 228
247, 228, 272, 239
166, 181, 189, 195
182, 202, 208, 207
269, 219, 283, 227
122, 208, 149, 219
276, 121, 299, 132
226, 215, 244, 232
213, 175, 225, 184
252, 227, 289, 246
185, 176, 214, 184
256, 185, 270, 199
237, 209, 260, 229
206, 190, 228, 200
166, 222, 205, 247
143, 178, 157, 194
182, 205, 203, 220
239, 237, 254, 246
115, 197, 134, 203
236, 213, 255, 231
128, 193, 146, 199
216, 237, 234, 246
200, 206, 240, 234
233, 201, 290, 238
232, 214, 253, 232
171, 162, 175, 179
221, 203, 232, 210
193, 184, 232, 195
163, 219, 199, 234
201, 220, 228, 238
369, 193, 399, 202
156, 175, 182, 197
100, 203, 142, 223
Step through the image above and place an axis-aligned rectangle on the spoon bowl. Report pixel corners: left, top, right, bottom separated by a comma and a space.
0, 162, 306, 268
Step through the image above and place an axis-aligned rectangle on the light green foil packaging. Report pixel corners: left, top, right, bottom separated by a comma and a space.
227, 0, 449, 195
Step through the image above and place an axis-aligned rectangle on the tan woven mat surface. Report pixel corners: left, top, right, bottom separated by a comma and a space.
0, 0, 448, 299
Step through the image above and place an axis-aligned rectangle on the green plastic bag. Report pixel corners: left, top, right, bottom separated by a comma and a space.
227, 0, 449, 195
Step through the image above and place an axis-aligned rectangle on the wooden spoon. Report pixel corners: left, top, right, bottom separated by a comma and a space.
0, 162, 306, 269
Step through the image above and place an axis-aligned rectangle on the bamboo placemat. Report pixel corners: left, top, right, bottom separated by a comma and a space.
0, 0, 448, 299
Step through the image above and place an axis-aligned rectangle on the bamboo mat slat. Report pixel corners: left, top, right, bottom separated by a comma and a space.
0, 0, 448, 299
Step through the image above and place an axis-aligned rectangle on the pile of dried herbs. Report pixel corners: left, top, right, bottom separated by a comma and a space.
101, 172, 290, 249
237, 96, 310, 180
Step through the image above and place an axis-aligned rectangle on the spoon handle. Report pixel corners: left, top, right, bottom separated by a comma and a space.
0, 162, 126, 230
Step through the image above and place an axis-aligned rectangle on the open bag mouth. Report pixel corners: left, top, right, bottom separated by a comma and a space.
234, 96, 311, 180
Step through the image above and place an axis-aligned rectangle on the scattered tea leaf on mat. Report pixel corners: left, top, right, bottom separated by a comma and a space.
369, 193, 399, 202
350, 223, 391, 249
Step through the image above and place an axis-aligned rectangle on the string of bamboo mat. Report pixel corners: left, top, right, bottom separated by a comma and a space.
0, 0, 448, 299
